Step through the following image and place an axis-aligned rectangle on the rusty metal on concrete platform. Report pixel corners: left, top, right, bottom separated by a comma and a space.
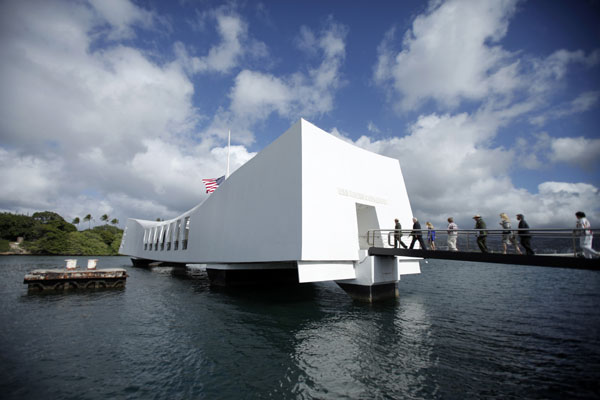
23, 268, 128, 290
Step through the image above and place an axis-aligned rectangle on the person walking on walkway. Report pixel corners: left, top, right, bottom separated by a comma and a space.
447, 217, 458, 251
426, 222, 436, 250
473, 215, 488, 253
499, 213, 522, 255
575, 211, 599, 258
394, 218, 407, 249
516, 214, 534, 255
409, 217, 427, 250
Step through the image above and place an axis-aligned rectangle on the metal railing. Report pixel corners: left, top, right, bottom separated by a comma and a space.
366, 228, 600, 256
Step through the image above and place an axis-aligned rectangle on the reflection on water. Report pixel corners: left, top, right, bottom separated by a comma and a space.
288, 294, 436, 399
0, 256, 599, 399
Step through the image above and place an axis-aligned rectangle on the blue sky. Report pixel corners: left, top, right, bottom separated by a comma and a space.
0, 0, 598, 229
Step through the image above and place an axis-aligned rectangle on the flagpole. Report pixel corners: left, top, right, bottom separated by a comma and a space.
226, 129, 231, 179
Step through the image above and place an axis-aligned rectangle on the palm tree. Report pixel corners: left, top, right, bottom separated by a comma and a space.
110, 218, 119, 227
72, 217, 80, 229
100, 214, 109, 224
83, 214, 92, 230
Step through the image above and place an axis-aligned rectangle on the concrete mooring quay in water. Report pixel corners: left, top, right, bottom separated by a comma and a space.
24, 259, 128, 291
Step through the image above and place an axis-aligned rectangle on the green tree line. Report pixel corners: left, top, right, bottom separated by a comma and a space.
0, 211, 123, 255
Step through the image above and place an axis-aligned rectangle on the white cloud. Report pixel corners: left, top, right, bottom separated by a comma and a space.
230, 70, 293, 118
351, 111, 513, 217
534, 182, 600, 223
104, 193, 175, 223
296, 25, 318, 55
1, 0, 597, 235
195, 20, 347, 146
368, 0, 600, 228
341, 109, 600, 228
374, 0, 520, 110
530, 91, 600, 126
0, 0, 197, 160
0, 0, 255, 225
532, 49, 600, 84
549, 137, 600, 168
523, 133, 600, 170
374, 0, 600, 115
367, 121, 380, 133
0, 149, 62, 210
176, 9, 268, 74
88, 0, 156, 40
224, 22, 347, 131
514, 136, 543, 170
128, 138, 255, 208
571, 91, 600, 112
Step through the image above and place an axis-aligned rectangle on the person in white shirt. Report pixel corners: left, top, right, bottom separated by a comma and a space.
446, 217, 458, 251
575, 211, 599, 258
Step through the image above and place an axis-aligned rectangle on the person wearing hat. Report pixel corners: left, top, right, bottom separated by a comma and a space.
473, 214, 488, 253
516, 214, 534, 255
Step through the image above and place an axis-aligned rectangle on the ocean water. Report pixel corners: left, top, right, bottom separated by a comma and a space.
0, 256, 598, 399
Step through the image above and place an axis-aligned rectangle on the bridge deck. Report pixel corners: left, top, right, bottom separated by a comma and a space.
368, 248, 600, 270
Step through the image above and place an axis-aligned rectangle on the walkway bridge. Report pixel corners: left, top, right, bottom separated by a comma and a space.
366, 228, 600, 270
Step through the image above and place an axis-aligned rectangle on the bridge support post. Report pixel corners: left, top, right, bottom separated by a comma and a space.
336, 253, 400, 302
336, 281, 399, 302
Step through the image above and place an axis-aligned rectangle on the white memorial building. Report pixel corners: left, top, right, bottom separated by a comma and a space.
120, 119, 420, 301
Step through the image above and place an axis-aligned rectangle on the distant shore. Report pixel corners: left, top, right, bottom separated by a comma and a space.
1, 211, 123, 256
0, 241, 30, 255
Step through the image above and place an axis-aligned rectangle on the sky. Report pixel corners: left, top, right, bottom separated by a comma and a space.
0, 0, 599, 230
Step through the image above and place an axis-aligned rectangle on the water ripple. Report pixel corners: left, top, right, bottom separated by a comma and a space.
0, 257, 598, 399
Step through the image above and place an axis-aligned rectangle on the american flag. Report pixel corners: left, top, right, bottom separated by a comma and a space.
202, 175, 225, 193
